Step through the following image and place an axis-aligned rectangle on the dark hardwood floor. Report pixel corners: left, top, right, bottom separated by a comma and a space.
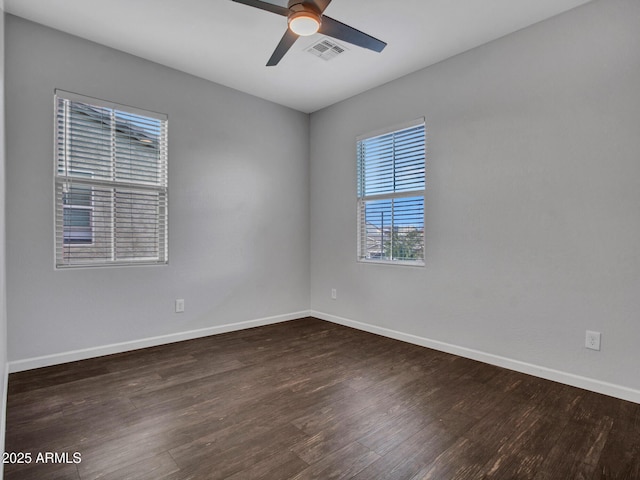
5, 317, 640, 479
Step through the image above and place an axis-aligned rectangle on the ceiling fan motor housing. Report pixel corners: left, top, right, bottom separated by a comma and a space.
287, 1, 319, 11
287, 2, 322, 35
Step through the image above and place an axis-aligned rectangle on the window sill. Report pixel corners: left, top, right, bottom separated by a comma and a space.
357, 258, 425, 267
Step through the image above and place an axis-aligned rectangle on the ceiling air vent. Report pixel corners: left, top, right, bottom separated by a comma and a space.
306, 38, 348, 61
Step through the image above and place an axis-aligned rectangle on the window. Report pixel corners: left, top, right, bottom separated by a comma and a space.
54, 90, 168, 268
357, 119, 425, 264
63, 172, 93, 245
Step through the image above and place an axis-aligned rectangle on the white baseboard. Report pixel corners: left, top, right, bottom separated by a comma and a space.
311, 310, 640, 405
8, 310, 311, 373
8, 309, 640, 404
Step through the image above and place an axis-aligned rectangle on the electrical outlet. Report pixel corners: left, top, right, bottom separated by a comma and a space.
175, 298, 185, 313
331, 288, 337, 300
585, 330, 601, 351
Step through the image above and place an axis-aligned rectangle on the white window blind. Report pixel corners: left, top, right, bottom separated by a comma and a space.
54, 90, 168, 268
357, 119, 425, 264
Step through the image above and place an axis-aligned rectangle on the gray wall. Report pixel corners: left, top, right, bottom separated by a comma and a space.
0, 6, 7, 469
5, 15, 310, 363
310, 0, 640, 392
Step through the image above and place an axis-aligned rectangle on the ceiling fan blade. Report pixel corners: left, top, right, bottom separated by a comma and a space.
267, 29, 300, 66
231, 0, 289, 16
319, 16, 386, 52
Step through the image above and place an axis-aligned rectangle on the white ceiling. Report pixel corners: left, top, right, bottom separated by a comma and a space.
4, 0, 593, 113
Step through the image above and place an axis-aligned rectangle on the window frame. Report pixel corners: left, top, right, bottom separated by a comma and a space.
356, 118, 426, 266
54, 90, 169, 269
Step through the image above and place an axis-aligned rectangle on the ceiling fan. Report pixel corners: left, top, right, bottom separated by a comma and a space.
231, 0, 387, 66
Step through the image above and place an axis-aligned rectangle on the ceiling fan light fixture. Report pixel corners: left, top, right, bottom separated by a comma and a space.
288, 11, 321, 36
